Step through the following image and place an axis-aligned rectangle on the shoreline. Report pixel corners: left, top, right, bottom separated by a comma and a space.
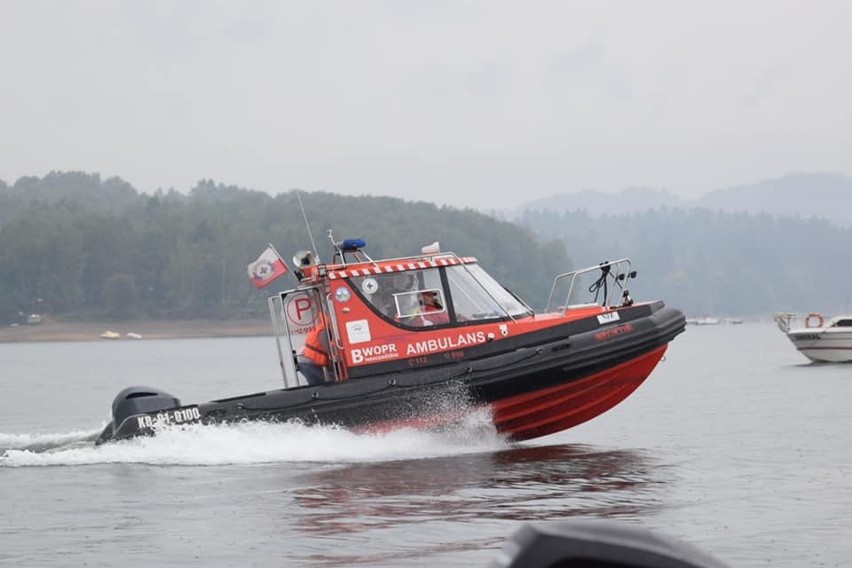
0, 318, 273, 344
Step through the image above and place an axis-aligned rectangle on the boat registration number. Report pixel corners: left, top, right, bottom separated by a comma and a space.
136, 406, 202, 429
793, 334, 819, 341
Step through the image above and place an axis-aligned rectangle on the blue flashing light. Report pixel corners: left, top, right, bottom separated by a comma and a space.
341, 238, 366, 252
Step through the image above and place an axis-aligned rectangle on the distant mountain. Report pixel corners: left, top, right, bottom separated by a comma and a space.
698, 173, 852, 224
512, 173, 852, 227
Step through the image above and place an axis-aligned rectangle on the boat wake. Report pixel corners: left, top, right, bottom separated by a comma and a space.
0, 409, 510, 468
0, 429, 101, 454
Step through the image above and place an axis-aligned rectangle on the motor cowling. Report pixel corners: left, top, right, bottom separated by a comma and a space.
111, 386, 181, 428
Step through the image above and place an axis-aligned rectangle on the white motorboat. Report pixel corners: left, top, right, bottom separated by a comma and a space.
773, 312, 852, 363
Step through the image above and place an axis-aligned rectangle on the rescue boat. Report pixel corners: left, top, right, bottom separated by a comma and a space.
95, 235, 686, 445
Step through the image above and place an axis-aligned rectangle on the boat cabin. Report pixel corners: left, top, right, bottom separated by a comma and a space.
268, 237, 636, 388
268, 238, 541, 387
830, 317, 852, 328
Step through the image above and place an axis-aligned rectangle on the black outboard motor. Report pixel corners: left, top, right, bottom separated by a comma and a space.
112, 386, 181, 425
96, 386, 181, 445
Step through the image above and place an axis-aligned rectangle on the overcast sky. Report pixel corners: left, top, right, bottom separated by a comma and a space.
1, 1, 850, 209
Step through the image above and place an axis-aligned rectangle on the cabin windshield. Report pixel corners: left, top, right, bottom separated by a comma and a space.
349, 262, 531, 326
446, 264, 531, 320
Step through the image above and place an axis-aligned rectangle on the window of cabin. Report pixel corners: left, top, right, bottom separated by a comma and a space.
445, 264, 531, 321
394, 288, 449, 327
350, 268, 444, 326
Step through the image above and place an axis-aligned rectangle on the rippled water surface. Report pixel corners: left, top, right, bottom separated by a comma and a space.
2, 324, 851, 567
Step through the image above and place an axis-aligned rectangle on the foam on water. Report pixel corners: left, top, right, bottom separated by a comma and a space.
0, 409, 509, 467
0, 428, 101, 452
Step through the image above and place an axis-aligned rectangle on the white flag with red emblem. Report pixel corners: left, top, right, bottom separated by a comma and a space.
247, 245, 288, 289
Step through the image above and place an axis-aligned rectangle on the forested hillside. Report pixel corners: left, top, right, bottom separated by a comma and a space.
5, 171, 848, 324
0, 172, 569, 324
520, 208, 852, 317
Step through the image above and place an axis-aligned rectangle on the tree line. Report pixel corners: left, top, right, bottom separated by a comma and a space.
518, 207, 852, 317
5, 171, 846, 324
0, 172, 569, 323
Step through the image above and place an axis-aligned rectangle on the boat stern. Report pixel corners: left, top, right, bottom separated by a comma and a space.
96, 386, 201, 444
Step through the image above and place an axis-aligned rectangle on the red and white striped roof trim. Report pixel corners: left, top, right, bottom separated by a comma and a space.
327, 256, 477, 280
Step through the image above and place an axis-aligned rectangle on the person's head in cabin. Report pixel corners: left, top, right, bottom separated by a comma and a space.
420, 290, 442, 311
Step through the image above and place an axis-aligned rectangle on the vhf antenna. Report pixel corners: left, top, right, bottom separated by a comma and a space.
296, 190, 320, 263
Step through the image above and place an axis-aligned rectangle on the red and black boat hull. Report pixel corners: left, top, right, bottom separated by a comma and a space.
95, 302, 685, 444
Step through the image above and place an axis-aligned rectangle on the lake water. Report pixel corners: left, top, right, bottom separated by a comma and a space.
1, 323, 851, 567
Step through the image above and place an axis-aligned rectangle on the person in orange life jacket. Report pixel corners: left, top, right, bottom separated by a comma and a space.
297, 320, 330, 386
417, 290, 449, 325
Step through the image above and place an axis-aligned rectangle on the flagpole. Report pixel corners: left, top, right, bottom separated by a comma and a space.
268, 242, 283, 260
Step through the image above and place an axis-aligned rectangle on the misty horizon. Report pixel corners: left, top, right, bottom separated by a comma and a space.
3, 169, 849, 214
2, 2, 851, 210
